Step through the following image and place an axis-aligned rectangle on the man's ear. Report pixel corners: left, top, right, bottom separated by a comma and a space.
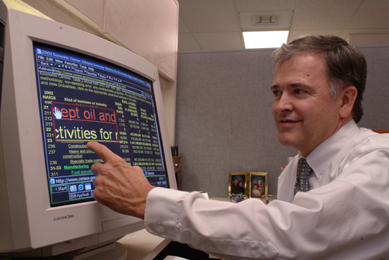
339, 86, 358, 119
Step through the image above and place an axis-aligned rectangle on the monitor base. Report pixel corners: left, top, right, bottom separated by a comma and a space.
0, 242, 127, 260
74, 242, 127, 260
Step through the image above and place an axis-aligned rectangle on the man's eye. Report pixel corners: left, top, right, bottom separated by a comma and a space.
294, 89, 305, 94
273, 90, 281, 96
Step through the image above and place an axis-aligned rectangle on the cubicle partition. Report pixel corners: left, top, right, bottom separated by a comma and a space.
175, 46, 389, 198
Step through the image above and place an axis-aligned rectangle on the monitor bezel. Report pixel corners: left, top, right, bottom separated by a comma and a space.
1, 9, 176, 254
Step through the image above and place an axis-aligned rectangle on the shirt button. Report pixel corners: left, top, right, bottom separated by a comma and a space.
156, 225, 165, 234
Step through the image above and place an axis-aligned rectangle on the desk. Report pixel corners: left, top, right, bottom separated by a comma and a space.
117, 229, 223, 260
118, 229, 171, 260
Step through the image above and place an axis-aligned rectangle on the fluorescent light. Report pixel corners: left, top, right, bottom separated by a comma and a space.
243, 31, 289, 49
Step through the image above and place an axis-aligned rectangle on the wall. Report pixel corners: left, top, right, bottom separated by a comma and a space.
175, 46, 389, 198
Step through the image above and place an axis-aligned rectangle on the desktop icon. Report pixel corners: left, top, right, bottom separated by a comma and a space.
85, 183, 92, 190
78, 183, 84, 191
70, 185, 77, 192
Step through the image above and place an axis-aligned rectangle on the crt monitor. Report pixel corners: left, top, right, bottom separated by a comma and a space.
0, 0, 5, 94
0, 8, 176, 258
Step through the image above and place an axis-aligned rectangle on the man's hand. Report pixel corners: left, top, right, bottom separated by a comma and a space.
87, 141, 155, 219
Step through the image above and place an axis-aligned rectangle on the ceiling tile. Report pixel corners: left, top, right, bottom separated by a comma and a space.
193, 32, 244, 50
235, 0, 297, 12
179, 18, 190, 33
345, 29, 389, 34
288, 29, 343, 41
348, 33, 389, 45
341, 29, 389, 41
179, 0, 240, 32
342, 28, 389, 37
178, 34, 202, 52
348, 0, 389, 29
292, 0, 362, 29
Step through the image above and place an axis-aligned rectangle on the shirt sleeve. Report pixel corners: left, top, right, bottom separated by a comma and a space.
144, 188, 278, 259
144, 146, 389, 260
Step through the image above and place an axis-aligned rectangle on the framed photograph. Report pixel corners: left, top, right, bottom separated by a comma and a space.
248, 172, 268, 198
228, 172, 247, 196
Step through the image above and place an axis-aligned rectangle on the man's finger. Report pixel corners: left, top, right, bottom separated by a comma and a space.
87, 141, 117, 163
90, 162, 102, 176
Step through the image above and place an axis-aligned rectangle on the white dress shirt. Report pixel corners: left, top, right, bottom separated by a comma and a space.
144, 120, 389, 259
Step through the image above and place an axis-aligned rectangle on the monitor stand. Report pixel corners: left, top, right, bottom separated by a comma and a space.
73, 242, 127, 260
0, 242, 127, 260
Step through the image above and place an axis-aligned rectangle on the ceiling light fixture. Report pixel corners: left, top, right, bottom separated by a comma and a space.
243, 30, 289, 49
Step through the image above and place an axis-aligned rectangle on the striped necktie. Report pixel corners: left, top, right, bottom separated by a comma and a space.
294, 158, 313, 194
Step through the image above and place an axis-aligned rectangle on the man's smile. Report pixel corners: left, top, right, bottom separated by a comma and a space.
277, 116, 302, 127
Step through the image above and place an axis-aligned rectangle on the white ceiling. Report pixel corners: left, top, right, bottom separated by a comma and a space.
178, 0, 389, 51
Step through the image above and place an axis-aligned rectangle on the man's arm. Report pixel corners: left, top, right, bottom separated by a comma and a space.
87, 141, 155, 219
87, 140, 389, 259
144, 146, 389, 259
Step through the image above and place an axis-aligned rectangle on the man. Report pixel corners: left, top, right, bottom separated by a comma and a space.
230, 177, 240, 194
88, 35, 389, 259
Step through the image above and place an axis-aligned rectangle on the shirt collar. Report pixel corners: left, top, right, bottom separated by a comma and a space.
304, 120, 360, 182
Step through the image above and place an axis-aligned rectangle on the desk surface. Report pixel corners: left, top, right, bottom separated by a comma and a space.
118, 229, 225, 260
118, 229, 170, 260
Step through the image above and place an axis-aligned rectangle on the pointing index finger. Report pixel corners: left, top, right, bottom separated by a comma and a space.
87, 141, 117, 163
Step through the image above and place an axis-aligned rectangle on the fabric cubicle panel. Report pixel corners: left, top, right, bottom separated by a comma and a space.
358, 46, 389, 129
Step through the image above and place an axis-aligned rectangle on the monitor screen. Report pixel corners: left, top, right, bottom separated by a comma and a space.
33, 42, 169, 207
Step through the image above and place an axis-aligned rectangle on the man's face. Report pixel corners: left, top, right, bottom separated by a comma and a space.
271, 54, 343, 157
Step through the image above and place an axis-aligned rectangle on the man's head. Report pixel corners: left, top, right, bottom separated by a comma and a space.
272, 35, 367, 123
271, 35, 367, 156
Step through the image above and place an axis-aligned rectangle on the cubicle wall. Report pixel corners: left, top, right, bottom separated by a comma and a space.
175, 46, 389, 198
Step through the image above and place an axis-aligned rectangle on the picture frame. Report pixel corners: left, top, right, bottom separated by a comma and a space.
228, 172, 247, 196
248, 172, 268, 198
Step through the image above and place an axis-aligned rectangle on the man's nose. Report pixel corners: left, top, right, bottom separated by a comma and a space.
274, 94, 293, 113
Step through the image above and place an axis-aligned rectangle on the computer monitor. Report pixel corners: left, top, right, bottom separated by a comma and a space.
0, 0, 5, 94
0, 8, 176, 258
